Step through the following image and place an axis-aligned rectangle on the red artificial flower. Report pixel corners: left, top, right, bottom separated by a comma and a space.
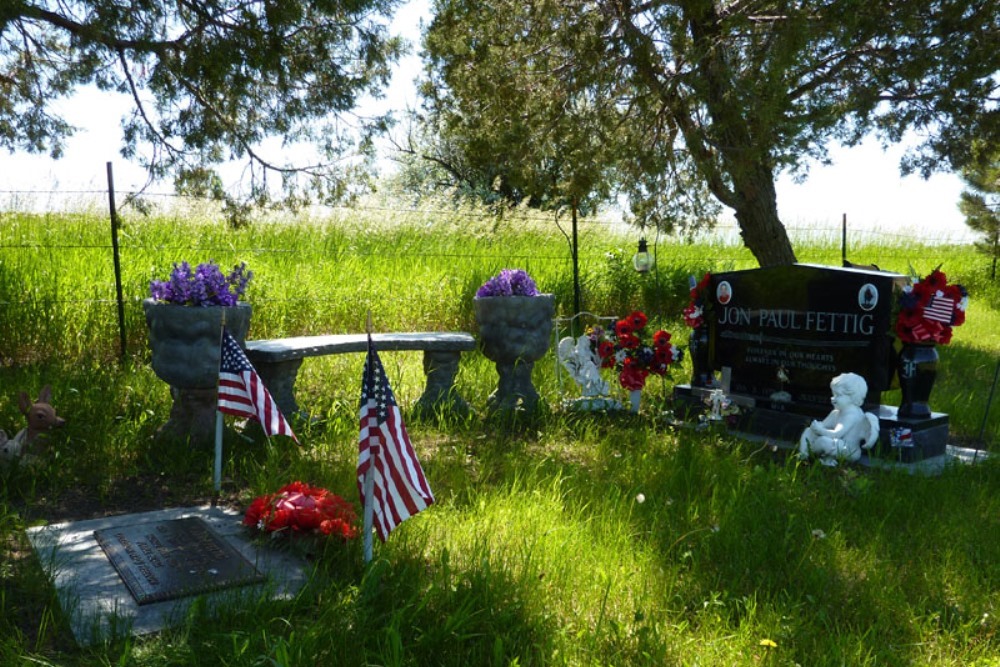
627, 311, 648, 330
614, 319, 634, 338
244, 481, 359, 541
617, 333, 640, 349
910, 280, 935, 305
597, 340, 615, 359
925, 269, 948, 291
682, 304, 704, 328
652, 330, 672, 347
268, 508, 294, 531
654, 346, 675, 364
242, 496, 271, 528
619, 362, 649, 390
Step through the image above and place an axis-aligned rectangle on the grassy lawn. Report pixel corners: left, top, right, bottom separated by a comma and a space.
2, 204, 999, 666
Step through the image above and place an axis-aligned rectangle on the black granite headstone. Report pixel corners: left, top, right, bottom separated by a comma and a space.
94, 516, 264, 605
709, 264, 904, 415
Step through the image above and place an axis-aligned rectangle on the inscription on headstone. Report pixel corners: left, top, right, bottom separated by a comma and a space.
94, 516, 264, 605
710, 264, 904, 414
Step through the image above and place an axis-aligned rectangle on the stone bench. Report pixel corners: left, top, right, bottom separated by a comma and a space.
244, 332, 477, 419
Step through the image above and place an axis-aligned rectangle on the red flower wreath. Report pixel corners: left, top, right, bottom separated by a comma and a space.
244, 481, 359, 541
895, 268, 968, 345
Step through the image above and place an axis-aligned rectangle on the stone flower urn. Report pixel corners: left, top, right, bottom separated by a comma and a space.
143, 298, 252, 445
474, 294, 555, 414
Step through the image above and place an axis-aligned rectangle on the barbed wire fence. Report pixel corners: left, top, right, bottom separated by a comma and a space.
4, 181, 997, 450
0, 181, 989, 357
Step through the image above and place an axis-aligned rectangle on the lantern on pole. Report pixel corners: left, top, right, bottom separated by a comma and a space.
632, 238, 652, 273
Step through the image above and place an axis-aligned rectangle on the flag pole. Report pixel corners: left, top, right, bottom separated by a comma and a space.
214, 310, 227, 496
363, 310, 376, 564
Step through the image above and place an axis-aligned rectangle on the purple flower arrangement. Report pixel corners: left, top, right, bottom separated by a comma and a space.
149, 261, 253, 307
475, 269, 540, 298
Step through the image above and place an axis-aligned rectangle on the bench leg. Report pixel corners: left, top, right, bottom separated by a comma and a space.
414, 351, 471, 418
253, 358, 304, 419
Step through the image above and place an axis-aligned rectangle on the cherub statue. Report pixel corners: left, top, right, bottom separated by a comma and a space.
558, 334, 609, 398
799, 372, 880, 466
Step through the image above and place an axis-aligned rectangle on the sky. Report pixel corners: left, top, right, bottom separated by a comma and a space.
0, 0, 975, 242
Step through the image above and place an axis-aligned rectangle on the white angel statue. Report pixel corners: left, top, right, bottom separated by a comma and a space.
558, 334, 610, 398
799, 372, 880, 466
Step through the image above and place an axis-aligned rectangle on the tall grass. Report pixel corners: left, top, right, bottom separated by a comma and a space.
2, 203, 1000, 666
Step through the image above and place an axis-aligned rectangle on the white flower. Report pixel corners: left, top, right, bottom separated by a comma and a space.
811, 529, 826, 539
635, 493, 646, 504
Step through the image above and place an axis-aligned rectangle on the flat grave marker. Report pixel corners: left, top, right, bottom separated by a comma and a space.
27, 505, 309, 645
93, 516, 265, 605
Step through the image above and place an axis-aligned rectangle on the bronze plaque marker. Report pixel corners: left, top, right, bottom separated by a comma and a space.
94, 517, 264, 605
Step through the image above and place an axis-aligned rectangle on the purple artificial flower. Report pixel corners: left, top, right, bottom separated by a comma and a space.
475, 269, 540, 298
149, 261, 253, 306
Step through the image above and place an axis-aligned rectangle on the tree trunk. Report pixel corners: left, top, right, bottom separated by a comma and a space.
730, 164, 797, 267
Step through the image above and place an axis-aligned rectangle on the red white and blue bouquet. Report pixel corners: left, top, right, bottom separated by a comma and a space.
895, 268, 968, 345
589, 311, 682, 390
683, 272, 712, 328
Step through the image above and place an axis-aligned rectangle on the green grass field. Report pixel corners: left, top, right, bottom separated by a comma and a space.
2, 202, 1000, 666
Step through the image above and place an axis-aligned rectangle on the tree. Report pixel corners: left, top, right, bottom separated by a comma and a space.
419, 0, 1000, 266
959, 143, 1000, 279
406, 0, 718, 233
1, 0, 404, 219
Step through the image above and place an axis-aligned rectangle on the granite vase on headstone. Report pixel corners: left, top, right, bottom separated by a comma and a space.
143, 299, 252, 446
897, 342, 938, 419
474, 294, 555, 414
688, 325, 715, 387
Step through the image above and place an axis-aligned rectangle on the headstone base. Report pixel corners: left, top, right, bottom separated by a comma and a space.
672, 385, 949, 463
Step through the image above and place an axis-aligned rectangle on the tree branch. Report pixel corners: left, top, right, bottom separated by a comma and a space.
20, 4, 183, 54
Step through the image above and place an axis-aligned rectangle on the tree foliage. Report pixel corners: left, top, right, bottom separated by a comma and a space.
1, 0, 404, 219
959, 142, 1000, 279
417, 0, 1000, 266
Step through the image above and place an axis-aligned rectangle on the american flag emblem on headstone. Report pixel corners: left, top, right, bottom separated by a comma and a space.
923, 295, 955, 323
891, 427, 913, 448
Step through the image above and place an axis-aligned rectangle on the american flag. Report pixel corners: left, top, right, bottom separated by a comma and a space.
358, 335, 434, 542
218, 330, 298, 442
923, 295, 955, 324
891, 427, 914, 448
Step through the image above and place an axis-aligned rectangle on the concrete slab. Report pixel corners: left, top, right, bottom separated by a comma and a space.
26, 505, 311, 646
